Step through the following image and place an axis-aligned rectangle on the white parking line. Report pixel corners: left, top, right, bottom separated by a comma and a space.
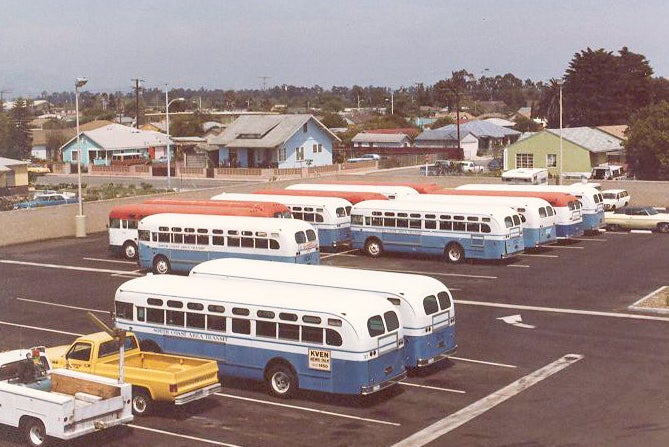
449, 356, 517, 369
548, 245, 584, 249
520, 253, 559, 258
391, 354, 583, 447
507, 264, 530, 268
0, 259, 143, 276
573, 237, 607, 242
16, 297, 108, 314
456, 299, 669, 322
215, 392, 400, 426
401, 382, 466, 394
320, 249, 359, 259
129, 424, 243, 447
0, 320, 83, 337
83, 257, 137, 265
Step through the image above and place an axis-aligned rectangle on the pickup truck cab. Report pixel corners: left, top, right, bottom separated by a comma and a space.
47, 332, 221, 415
0, 347, 133, 447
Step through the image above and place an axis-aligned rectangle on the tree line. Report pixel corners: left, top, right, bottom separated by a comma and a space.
2, 46, 669, 178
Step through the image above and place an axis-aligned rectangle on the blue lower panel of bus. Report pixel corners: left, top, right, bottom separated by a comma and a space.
130, 326, 405, 395
524, 226, 557, 249
405, 324, 456, 368
556, 223, 584, 239
582, 212, 605, 232
139, 247, 320, 273
317, 226, 352, 249
353, 231, 524, 260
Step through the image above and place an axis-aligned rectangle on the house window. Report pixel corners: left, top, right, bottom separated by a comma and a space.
296, 147, 304, 161
516, 153, 534, 168
278, 148, 287, 162
312, 143, 322, 153
546, 153, 557, 168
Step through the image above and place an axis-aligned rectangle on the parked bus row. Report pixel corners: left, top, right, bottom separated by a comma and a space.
113, 257, 457, 398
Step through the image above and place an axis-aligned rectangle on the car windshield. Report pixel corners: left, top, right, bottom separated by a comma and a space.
645, 207, 659, 215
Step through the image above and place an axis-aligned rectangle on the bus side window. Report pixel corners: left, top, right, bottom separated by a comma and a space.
302, 326, 323, 344
279, 323, 299, 340
207, 315, 226, 332
115, 301, 133, 319
269, 239, 280, 250
128, 219, 138, 230
147, 308, 165, 324
137, 306, 146, 322
109, 218, 121, 229
167, 310, 184, 326
186, 313, 205, 329
232, 318, 251, 334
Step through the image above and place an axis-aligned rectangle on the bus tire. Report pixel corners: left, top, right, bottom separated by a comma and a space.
21, 417, 49, 447
364, 238, 383, 258
266, 362, 298, 399
152, 255, 171, 274
131, 387, 153, 416
445, 243, 465, 264
657, 222, 669, 233
123, 241, 138, 260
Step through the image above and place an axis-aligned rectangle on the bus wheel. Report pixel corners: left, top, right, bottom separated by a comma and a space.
657, 223, 669, 233
364, 238, 383, 257
152, 255, 171, 274
131, 388, 153, 416
123, 241, 138, 260
266, 363, 298, 399
21, 417, 48, 447
445, 243, 464, 264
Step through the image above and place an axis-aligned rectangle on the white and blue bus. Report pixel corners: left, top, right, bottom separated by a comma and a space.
286, 183, 419, 200
113, 275, 407, 397
457, 183, 604, 233
137, 213, 320, 274
190, 258, 457, 369
417, 193, 557, 249
350, 200, 525, 263
211, 192, 352, 249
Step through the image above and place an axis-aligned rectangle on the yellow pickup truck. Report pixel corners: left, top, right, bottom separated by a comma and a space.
47, 331, 220, 415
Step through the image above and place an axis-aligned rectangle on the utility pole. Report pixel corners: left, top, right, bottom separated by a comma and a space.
131, 78, 144, 128
259, 76, 270, 91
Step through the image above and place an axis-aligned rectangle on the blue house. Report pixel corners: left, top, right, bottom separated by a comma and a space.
207, 114, 339, 168
60, 123, 170, 166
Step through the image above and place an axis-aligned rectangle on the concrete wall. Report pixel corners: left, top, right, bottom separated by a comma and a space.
2, 174, 668, 247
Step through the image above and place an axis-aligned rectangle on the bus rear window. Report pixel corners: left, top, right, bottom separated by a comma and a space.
423, 295, 438, 315
367, 315, 385, 337
295, 231, 306, 244
437, 291, 452, 309
306, 229, 317, 242
384, 311, 399, 332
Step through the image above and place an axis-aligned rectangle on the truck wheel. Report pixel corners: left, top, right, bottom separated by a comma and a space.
22, 418, 49, 447
152, 255, 171, 274
123, 241, 138, 260
266, 363, 298, 399
132, 388, 153, 416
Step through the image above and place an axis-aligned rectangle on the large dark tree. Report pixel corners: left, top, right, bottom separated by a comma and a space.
559, 47, 654, 127
623, 101, 669, 180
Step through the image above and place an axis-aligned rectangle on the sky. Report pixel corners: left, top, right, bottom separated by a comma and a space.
1, 0, 668, 98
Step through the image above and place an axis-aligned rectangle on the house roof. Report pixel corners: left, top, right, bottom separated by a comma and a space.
62, 123, 170, 151
208, 114, 340, 149
0, 157, 29, 167
546, 127, 623, 153
484, 117, 516, 128
363, 128, 420, 138
596, 125, 627, 140
416, 120, 520, 142
352, 133, 409, 144
32, 120, 112, 146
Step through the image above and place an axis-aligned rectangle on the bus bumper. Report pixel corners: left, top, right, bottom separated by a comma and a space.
416, 344, 458, 368
360, 370, 407, 395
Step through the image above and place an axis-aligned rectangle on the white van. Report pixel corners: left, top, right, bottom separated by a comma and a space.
501, 168, 549, 185
591, 164, 625, 180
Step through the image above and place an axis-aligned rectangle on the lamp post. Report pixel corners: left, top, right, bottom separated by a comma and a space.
74, 77, 87, 237
557, 79, 564, 185
164, 90, 184, 190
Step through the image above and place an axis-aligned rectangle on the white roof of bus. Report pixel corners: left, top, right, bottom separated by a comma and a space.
412, 194, 553, 208
286, 183, 419, 196
190, 258, 450, 302
211, 192, 352, 208
456, 183, 600, 197
353, 199, 519, 217
138, 213, 316, 232
116, 275, 398, 328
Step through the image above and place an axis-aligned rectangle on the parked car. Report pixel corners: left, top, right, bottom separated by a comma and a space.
346, 153, 381, 163
601, 189, 631, 211
13, 191, 78, 209
27, 163, 51, 174
487, 158, 503, 171
605, 206, 669, 233
460, 160, 485, 173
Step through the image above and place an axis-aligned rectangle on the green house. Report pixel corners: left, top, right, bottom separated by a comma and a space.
505, 127, 624, 177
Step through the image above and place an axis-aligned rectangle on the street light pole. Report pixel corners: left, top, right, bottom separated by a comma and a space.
557, 80, 564, 185
164, 88, 184, 190
75, 77, 88, 237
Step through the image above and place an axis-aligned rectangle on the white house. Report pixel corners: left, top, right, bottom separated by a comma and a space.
351, 132, 411, 148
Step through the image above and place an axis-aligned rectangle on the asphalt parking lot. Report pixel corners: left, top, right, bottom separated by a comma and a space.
1, 227, 668, 447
